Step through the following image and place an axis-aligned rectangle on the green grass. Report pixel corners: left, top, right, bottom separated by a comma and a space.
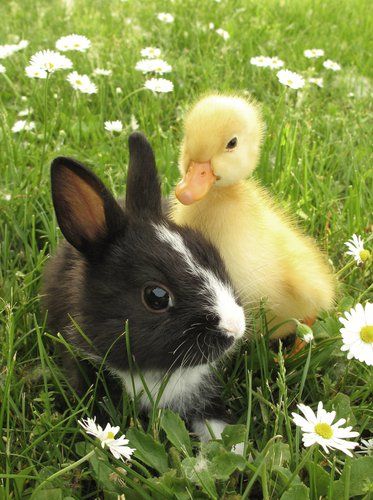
0, 0, 372, 498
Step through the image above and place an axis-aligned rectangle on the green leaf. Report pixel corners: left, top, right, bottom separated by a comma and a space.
221, 424, 247, 449
307, 462, 330, 497
209, 451, 246, 480
126, 428, 169, 474
160, 409, 192, 456
200, 440, 226, 460
31, 489, 64, 500
280, 483, 309, 500
271, 466, 302, 489
151, 470, 191, 500
181, 457, 217, 498
88, 451, 120, 494
333, 457, 373, 497
266, 442, 290, 470
329, 393, 356, 425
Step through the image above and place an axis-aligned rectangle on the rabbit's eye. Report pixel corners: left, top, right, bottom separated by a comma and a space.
226, 137, 238, 150
142, 284, 173, 313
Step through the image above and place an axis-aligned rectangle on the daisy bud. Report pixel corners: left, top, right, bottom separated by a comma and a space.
296, 322, 314, 342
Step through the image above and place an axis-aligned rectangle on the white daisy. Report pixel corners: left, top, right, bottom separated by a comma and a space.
323, 59, 341, 71
135, 58, 172, 74
93, 68, 112, 76
0, 45, 14, 59
79, 417, 135, 461
56, 34, 91, 52
25, 65, 48, 79
216, 28, 230, 40
208, 22, 215, 30
116, 87, 123, 94
304, 48, 324, 59
0, 64, 5, 73
344, 234, 370, 264
157, 12, 174, 23
104, 120, 123, 133
339, 303, 373, 366
277, 69, 305, 89
18, 108, 33, 117
130, 115, 139, 131
140, 47, 161, 59
358, 438, 373, 455
29, 50, 73, 73
11, 120, 35, 133
309, 77, 324, 88
292, 402, 359, 457
67, 71, 97, 94
17, 40, 29, 50
144, 77, 174, 93
2, 193, 12, 201
0, 40, 29, 59
268, 57, 284, 69
250, 56, 272, 67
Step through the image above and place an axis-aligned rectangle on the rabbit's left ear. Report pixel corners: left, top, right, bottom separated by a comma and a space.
125, 132, 162, 219
51, 157, 125, 253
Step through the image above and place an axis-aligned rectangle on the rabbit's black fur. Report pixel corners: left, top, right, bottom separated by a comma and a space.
42, 132, 245, 440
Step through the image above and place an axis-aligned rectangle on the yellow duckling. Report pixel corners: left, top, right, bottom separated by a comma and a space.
171, 94, 335, 338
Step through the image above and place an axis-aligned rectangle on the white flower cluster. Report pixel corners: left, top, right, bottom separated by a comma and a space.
56, 34, 91, 52
135, 46, 173, 94
67, 71, 97, 94
25, 50, 73, 78
250, 48, 341, 90
11, 120, 35, 133
24, 35, 99, 95
157, 12, 174, 23
135, 59, 172, 75
250, 56, 284, 69
0, 40, 29, 59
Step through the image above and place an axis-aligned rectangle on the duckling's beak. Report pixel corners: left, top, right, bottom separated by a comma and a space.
175, 161, 216, 205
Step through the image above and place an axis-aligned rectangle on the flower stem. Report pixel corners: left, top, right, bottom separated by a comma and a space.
32, 449, 95, 495
280, 445, 314, 495
38, 74, 50, 185
335, 259, 355, 277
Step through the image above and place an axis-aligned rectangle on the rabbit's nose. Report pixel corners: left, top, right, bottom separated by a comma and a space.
219, 303, 246, 339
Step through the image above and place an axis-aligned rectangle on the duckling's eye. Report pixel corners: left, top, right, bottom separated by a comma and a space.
226, 137, 238, 150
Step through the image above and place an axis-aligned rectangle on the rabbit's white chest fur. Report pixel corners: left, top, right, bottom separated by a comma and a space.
116, 365, 236, 446
116, 364, 212, 414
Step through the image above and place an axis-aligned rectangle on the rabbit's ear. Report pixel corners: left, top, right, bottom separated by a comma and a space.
125, 132, 162, 219
51, 157, 125, 253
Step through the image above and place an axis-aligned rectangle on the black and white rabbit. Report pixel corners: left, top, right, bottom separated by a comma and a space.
42, 132, 246, 442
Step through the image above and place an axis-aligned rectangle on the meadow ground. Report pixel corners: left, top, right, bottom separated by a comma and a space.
0, 0, 372, 498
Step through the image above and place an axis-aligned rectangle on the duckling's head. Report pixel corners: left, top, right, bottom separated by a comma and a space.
176, 94, 264, 205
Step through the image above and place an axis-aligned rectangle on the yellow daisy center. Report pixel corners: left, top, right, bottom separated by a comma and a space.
314, 422, 333, 439
360, 325, 373, 343
106, 431, 115, 439
359, 249, 370, 262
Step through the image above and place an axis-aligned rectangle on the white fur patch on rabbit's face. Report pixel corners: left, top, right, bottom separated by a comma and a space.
116, 364, 212, 415
154, 223, 245, 340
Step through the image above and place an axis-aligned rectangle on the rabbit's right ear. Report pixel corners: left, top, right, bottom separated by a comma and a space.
125, 132, 162, 219
51, 157, 125, 253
